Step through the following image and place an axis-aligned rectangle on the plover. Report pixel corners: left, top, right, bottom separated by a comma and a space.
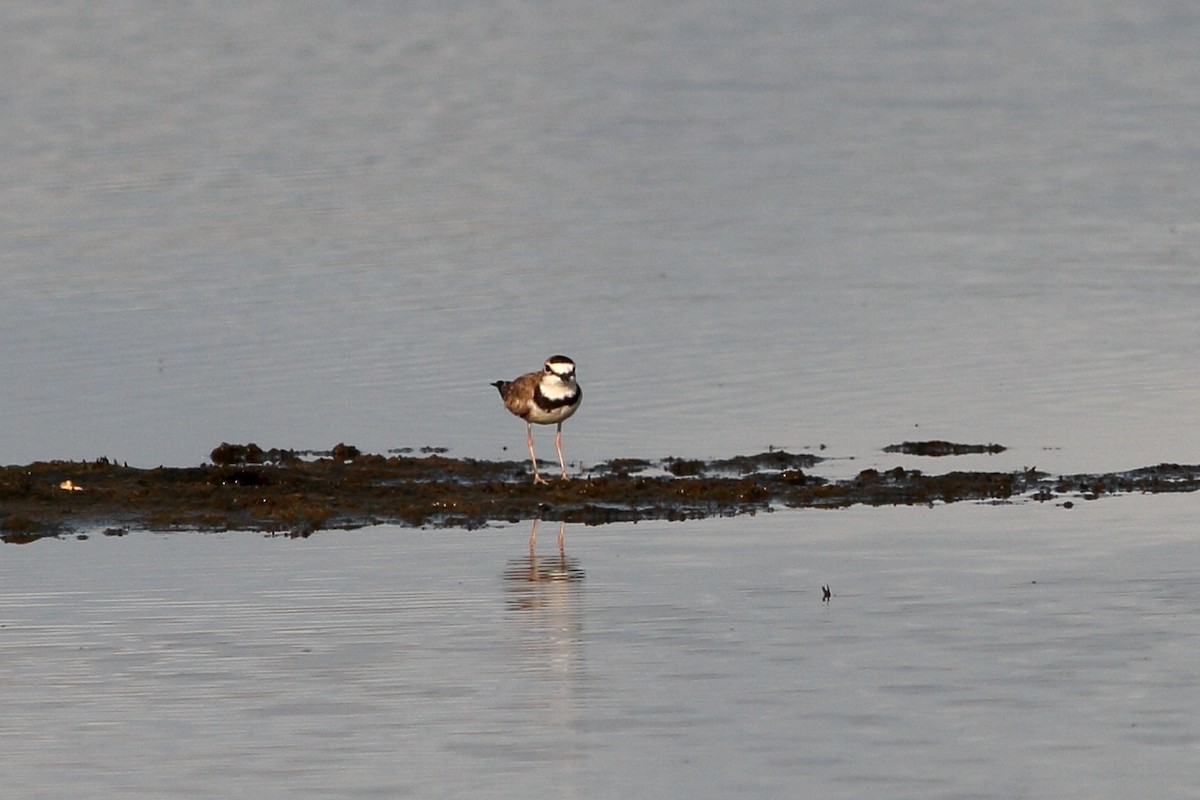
491, 355, 582, 484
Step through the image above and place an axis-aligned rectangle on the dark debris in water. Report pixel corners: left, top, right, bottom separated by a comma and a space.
883, 440, 1007, 456
1, 444, 1197, 542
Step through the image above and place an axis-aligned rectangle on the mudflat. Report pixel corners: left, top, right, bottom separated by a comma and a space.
2, 442, 1196, 542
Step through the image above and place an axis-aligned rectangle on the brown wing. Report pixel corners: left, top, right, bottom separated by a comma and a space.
497, 370, 541, 419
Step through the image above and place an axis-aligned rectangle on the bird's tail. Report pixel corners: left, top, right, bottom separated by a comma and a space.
490, 380, 510, 397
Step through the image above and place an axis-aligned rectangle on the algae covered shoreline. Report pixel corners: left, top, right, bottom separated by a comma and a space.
1, 441, 1197, 542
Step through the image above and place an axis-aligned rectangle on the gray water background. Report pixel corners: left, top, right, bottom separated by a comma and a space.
3, 2, 1200, 798
2, 0, 1198, 474
3, 497, 1199, 799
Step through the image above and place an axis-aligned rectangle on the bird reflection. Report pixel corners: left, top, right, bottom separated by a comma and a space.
504, 519, 585, 613
528, 515, 566, 554
503, 518, 586, 693
500, 519, 587, 782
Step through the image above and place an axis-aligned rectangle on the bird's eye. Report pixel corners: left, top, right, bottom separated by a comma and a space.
544, 364, 553, 373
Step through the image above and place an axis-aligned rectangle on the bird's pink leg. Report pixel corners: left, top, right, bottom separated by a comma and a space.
527, 423, 547, 484
554, 422, 569, 480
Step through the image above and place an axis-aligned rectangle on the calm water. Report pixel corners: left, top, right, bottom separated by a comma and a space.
1, 0, 1198, 475
2, 495, 1199, 799
3, 3, 1200, 797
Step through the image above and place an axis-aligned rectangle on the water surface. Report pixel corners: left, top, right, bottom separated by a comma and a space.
3, 6, 1199, 795
2, 495, 1198, 798
2, 1, 1198, 474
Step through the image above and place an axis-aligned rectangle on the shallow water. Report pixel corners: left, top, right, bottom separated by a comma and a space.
2, 1, 1199, 475
2, 494, 1198, 799
3, 5, 1200, 796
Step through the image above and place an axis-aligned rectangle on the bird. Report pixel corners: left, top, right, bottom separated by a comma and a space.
491, 355, 582, 484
